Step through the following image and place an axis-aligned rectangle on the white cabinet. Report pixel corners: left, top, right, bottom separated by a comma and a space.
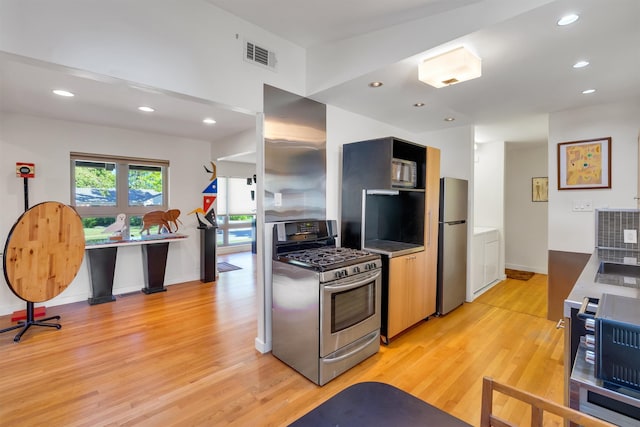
472, 227, 500, 297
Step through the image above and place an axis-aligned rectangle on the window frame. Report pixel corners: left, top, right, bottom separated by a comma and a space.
70, 152, 169, 218
216, 176, 256, 247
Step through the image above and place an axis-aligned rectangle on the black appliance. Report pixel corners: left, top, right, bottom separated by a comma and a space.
578, 293, 640, 392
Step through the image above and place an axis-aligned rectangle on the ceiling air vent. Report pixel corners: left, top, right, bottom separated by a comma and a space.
244, 41, 277, 70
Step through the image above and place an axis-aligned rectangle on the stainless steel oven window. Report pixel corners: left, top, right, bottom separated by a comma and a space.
331, 282, 376, 333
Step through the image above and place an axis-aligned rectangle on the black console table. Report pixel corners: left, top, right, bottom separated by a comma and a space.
85, 246, 118, 304
85, 234, 187, 303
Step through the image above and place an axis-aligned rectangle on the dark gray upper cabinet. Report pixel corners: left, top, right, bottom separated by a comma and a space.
341, 137, 427, 250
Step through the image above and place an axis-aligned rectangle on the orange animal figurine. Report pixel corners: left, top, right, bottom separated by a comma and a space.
140, 209, 182, 235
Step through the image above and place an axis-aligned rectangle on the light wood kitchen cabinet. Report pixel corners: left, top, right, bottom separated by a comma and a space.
387, 253, 427, 339
341, 137, 440, 343
424, 146, 440, 318
383, 146, 440, 342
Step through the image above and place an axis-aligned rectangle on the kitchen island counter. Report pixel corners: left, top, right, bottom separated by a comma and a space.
565, 249, 640, 317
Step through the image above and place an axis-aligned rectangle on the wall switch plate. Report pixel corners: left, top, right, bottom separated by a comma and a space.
624, 229, 637, 244
572, 200, 594, 212
274, 192, 282, 207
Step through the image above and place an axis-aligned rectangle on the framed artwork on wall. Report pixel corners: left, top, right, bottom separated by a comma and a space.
532, 177, 548, 202
557, 137, 611, 190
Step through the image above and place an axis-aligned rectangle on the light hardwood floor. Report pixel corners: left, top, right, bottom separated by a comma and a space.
0, 253, 564, 426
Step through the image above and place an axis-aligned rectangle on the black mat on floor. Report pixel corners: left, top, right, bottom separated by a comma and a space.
289, 382, 472, 427
218, 262, 241, 272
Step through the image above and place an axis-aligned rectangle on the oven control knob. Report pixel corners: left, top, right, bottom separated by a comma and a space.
585, 350, 595, 365
584, 318, 595, 332
584, 334, 595, 348
353, 266, 360, 273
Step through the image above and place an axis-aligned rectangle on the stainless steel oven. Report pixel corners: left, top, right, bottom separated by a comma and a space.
271, 220, 382, 386
571, 293, 640, 425
321, 267, 381, 357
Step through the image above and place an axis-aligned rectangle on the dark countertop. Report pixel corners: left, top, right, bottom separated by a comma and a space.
363, 239, 424, 258
565, 249, 640, 317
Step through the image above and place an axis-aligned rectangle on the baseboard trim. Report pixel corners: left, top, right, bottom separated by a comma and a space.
254, 337, 272, 354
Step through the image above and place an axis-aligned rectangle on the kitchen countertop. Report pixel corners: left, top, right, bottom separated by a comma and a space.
85, 233, 188, 249
473, 226, 497, 235
564, 248, 640, 317
363, 239, 424, 258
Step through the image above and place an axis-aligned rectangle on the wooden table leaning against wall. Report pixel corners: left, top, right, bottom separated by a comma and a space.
84, 234, 188, 304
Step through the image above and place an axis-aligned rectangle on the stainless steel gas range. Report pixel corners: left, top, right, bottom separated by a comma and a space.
271, 219, 382, 386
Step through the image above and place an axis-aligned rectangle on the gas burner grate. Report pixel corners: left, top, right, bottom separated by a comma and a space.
281, 247, 377, 269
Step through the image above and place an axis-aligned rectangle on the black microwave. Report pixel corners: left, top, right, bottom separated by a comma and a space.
390, 158, 417, 188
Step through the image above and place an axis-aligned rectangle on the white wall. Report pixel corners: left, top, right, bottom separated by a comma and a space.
326, 105, 421, 236
214, 161, 256, 179
474, 141, 504, 229
0, 0, 305, 114
472, 141, 506, 298
417, 126, 474, 181
548, 99, 640, 253
505, 143, 548, 273
213, 128, 258, 164
0, 113, 210, 315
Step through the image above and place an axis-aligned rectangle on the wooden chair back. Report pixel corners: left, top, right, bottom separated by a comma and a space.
480, 377, 616, 427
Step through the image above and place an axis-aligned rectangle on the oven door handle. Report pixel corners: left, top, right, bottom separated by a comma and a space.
577, 296, 599, 320
323, 330, 379, 364
323, 270, 381, 292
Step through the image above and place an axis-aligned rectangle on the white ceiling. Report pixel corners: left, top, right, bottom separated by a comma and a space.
0, 53, 257, 144
1, 0, 639, 158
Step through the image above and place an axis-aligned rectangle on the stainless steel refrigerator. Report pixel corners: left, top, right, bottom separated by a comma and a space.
437, 177, 468, 315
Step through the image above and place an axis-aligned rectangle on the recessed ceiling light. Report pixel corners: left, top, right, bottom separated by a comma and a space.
557, 14, 579, 26
413, 102, 425, 107
138, 106, 155, 112
203, 118, 217, 125
573, 60, 590, 68
582, 89, 596, 94
52, 89, 74, 97
368, 81, 383, 88
444, 117, 455, 122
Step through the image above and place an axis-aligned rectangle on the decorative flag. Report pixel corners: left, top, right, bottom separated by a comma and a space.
203, 195, 216, 213
202, 178, 218, 195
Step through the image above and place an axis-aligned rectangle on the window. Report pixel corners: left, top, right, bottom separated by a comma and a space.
71, 152, 169, 242
216, 176, 256, 247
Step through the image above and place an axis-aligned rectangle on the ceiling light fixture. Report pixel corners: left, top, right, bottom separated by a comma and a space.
368, 81, 383, 88
582, 89, 596, 94
573, 60, 589, 68
138, 106, 155, 112
203, 118, 217, 125
413, 102, 425, 107
52, 89, 74, 97
418, 46, 481, 88
557, 14, 579, 26
444, 117, 455, 122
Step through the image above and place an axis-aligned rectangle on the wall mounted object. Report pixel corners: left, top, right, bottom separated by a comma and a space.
532, 177, 548, 202
557, 137, 611, 190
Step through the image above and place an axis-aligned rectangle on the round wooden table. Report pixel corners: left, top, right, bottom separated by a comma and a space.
2, 201, 84, 341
